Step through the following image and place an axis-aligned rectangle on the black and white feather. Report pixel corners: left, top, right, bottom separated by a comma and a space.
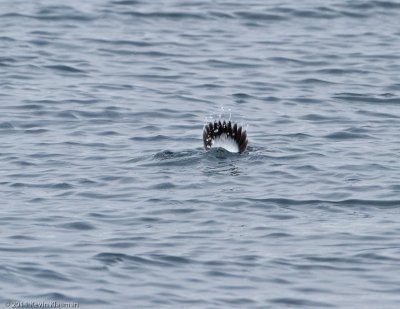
203, 120, 248, 153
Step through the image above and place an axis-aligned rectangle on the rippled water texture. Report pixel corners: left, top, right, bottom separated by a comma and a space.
1, 0, 400, 308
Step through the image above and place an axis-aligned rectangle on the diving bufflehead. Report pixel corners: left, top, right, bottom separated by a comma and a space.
203, 120, 248, 153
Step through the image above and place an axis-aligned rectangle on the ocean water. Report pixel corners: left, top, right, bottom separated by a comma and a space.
1, 0, 400, 308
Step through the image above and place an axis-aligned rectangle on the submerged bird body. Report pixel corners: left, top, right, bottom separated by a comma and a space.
203, 120, 248, 153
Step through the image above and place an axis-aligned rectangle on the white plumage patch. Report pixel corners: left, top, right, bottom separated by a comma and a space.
212, 134, 240, 153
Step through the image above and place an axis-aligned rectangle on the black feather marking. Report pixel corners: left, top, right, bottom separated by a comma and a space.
236, 126, 242, 143
239, 130, 247, 145
227, 121, 232, 137
240, 139, 248, 153
232, 123, 237, 137
239, 131, 247, 153
203, 123, 213, 150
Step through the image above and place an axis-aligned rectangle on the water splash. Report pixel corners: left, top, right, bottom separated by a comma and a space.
204, 106, 245, 126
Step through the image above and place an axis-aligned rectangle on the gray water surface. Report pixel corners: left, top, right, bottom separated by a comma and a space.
1, 0, 400, 308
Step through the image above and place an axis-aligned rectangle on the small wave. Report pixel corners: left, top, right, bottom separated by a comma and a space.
298, 78, 336, 85
55, 111, 78, 119
16, 266, 71, 282
123, 11, 206, 20
45, 65, 85, 73
10, 182, 73, 189
324, 131, 373, 140
334, 93, 400, 104
35, 293, 105, 305
73, 109, 121, 119
86, 38, 154, 47
58, 221, 96, 230
234, 11, 286, 21
0, 12, 94, 22
0, 122, 14, 129
247, 198, 400, 207
232, 93, 253, 99
290, 8, 337, 19
357, 110, 400, 119
130, 135, 173, 142
78, 192, 133, 199
0, 57, 17, 67
111, 0, 141, 5
301, 114, 343, 122
94, 252, 192, 267
151, 182, 176, 190
24, 129, 49, 134
29, 39, 51, 46
270, 297, 334, 307
145, 149, 200, 167
0, 36, 15, 42
268, 57, 329, 67
317, 68, 371, 75
282, 133, 313, 139
37, 5, 95, 21
205, 59, 259, 69
345, 1, 400, 10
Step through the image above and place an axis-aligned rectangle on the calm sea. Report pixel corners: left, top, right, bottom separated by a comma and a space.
1, 0, 400, 308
